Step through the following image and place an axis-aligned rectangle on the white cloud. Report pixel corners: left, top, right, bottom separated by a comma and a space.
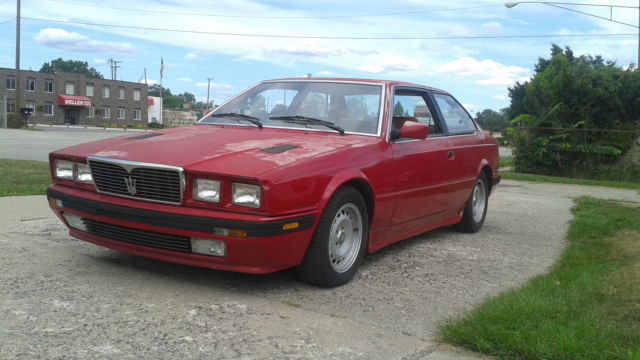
185, 53, 199, 60
438, 57, 529, 86
177, 77, 193, 82
141, 79, 158, 85
35, 28, 134, 54
480, 21, 504, 33
93, 58, 106, 65
358, 56, 419, 74
493, 95, 507, 100
267, 43, 340, 58
317, 70, 333, 76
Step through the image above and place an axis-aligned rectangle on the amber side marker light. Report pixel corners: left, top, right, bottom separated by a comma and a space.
49, 197, 63, 208
213, 227, 247, 239
283, 222, 299, 231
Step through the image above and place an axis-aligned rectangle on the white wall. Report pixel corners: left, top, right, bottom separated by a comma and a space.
148, 96, 162, 124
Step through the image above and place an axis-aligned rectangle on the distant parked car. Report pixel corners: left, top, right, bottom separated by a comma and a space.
47, 78, 500, 287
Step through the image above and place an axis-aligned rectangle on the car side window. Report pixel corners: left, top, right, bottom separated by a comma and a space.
391, 91, 442, 136
432, 93, 476, 135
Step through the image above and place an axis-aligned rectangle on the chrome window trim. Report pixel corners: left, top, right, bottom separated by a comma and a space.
88, 156, 185, 205
198, 80, 385, 137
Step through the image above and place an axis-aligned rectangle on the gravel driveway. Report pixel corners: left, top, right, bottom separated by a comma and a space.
2, 128, 639, 359
2, 181, 638, 360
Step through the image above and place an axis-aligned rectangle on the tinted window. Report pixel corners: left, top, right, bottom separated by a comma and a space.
433, 93, 476, 134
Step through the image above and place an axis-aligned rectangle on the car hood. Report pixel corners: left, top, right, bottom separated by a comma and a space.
52, 125, 378, 178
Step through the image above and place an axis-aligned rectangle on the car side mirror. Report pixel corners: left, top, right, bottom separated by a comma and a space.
393, 121, 428, 140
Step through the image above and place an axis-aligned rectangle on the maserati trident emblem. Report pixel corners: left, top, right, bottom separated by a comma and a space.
123, 176, 137, 196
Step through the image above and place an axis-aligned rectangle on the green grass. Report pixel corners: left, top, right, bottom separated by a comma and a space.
0, 159, 51, 196
499, 156, 514, 168
440, 197, 640, 360
502, 171, 640, 190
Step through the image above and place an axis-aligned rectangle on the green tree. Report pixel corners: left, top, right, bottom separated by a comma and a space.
148, 85, 198, 109
474, 108, 508, 132
393, 101, 405, 116
507, 45, 640, 177
39, 58, 104, 79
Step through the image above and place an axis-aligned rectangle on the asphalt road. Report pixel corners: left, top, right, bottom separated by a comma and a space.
2, 127, 638, 359
0, 127, 143, 162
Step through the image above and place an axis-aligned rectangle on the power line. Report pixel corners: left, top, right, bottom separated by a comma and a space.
0, 18, 14, 24
50, 1, 499, 19
21, 17, 638, 40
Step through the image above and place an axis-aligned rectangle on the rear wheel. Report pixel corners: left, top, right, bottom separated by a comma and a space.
455, 173, 489, 233
297, 186, 368, 287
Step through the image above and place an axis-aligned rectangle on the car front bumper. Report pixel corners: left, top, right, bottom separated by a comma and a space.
47, 185, 319, 274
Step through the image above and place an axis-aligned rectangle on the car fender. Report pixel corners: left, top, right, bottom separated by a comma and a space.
318, 169, 372, 212
476, 158, 491, 178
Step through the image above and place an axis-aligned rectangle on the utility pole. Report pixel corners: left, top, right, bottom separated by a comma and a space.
15, 0, 21, 127
109, 59, 121, 80
205, 77, 214, 109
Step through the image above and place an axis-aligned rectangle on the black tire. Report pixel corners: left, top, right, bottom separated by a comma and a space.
297, 186, 369, 287
454, 173, 489, 233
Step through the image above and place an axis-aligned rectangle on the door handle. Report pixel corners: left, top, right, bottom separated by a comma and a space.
447, 151, 455, 159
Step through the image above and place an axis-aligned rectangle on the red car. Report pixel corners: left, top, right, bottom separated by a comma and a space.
47, 78, 499, 287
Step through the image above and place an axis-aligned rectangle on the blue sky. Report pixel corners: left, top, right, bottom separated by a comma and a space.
0, 0, 638, 113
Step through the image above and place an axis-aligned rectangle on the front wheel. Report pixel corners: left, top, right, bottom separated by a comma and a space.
454, 173, 489, 233
297, 186, 368, 287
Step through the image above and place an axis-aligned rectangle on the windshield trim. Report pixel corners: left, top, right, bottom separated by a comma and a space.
197, 80, 385, 137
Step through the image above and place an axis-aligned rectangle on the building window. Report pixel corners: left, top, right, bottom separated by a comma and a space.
44, 102, 54, 116
103, 86, 110, 98
7, 102, 15, 113
86, 84, 94, 97
65, 82, 75, 95
118, 107, 125, 119
102, 106, 110, 119
133, 109, 141, 121
26, 102, 36, 115
118, 87, 125, 99
133, 89, 140, 101
44, 80, 54, 93
6, 77, 16, 90
26, 78, 35, 92
85, 106, 94, 118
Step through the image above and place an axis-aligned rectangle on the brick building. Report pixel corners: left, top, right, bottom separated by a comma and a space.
0, 67, 148, 127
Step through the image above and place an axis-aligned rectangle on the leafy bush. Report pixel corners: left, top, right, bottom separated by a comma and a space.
508, 45, 640, 179
148, 123, 164, 129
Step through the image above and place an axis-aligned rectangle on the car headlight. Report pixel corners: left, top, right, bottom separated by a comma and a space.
193, 178, 221, 203
55, 159, 74, 180
74, 163, 94, 184
232, 183, 261, 208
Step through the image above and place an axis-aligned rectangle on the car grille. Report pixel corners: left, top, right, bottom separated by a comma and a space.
83, 218, 192, 253
89, 158, 183, 204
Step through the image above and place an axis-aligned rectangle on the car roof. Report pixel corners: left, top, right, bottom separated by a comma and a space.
263, 77, 450, 95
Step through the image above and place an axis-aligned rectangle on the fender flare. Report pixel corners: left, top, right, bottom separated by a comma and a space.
317, 169, 372, 212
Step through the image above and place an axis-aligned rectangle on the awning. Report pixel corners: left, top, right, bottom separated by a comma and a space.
147, 97, 155, 105
58, 95, 92, 107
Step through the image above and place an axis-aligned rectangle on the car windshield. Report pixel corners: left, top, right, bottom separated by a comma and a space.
199, 81, 383, 135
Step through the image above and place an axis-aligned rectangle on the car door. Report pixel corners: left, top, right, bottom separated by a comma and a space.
389, 88, 458, 230
430, 92, 481, 208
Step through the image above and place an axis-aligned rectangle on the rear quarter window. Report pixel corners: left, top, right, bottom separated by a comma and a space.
433, 93, 476, 135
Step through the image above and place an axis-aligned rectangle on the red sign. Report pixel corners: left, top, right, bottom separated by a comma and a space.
58, 95, 92, 107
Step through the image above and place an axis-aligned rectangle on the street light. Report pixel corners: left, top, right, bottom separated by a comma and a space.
505, 1, 640, 67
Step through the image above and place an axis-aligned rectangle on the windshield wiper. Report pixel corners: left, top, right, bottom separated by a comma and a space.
270, 116, 344, 135
209, 112, 263, 128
